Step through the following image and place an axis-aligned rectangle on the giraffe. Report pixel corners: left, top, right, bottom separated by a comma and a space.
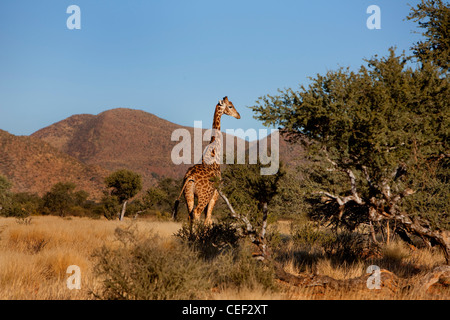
172, 96, 240, 225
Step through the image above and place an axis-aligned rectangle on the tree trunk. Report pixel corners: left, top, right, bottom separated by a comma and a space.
119, 200, 128, 221
218, 190, 269, 260
259, 202, 269, 260
392, 213, 449, 265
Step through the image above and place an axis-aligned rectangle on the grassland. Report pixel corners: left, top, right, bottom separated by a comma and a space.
0, 216, 447, 300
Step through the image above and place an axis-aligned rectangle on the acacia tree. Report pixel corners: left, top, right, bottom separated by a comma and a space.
251, 2, 449, 263
220, 160, 286, 259
105, 169, 142, 221
407, 0, 450, 72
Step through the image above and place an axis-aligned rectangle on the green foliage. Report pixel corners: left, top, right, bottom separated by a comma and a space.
251, 48, 449, 231
288, 220, 372, 263
0, 175, 12, 197
104, 169, 142, 204
253, 49, 447, 175
291, 222, 334, 248
223, 160, 285, 207
10, 193, 42, 218
221, 160, 287, 225
249, 3, 450, 258
0, 175, 12, 214
402, 156, 450, 230
41, 182, 90, 217
174, 221, 241, 259
100, 193, 120, 220
321, 231, 368, 262
211, 247, 276, 291
142, 177, 186, 219
407, 0, 450, 72
175, 221, 275, 291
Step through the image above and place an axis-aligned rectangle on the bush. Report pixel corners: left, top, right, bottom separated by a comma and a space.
100, 194, 120, 220
211, 247, 276, 292
93, 227, 211, 300
175, 222, 275, 291
291, 222, 334, 248
41, 182, 90, 217
93, 223, 277, 299
174, 221, 241, 259
322, 231, 369, 262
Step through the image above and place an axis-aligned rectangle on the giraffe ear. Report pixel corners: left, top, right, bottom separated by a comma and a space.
218, 100, 224, 106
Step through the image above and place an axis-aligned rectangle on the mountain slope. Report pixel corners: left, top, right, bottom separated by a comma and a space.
0, 129, 107, 199
32, 108, 246, 188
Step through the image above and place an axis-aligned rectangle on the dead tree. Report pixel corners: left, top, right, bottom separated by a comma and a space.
218, 189, 269, 260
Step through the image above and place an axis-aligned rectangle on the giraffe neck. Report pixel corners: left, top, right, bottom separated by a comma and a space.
202, 106, 222, 167
212, 107, 222, 133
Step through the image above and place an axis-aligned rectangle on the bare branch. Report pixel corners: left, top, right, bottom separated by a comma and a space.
218, 189, 271, 260
322, 148, 338, 169
315, 191, 344, 206
345, 168, 363, 205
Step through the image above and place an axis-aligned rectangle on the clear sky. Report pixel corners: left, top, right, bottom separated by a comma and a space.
0, 0, 422, 139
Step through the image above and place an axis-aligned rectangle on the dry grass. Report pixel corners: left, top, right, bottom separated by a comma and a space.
275, 231, 449, 300
0, 216, 181, 299
0, 216, 448, 300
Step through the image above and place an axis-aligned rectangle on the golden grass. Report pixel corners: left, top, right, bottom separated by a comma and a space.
275, 232, 449, 300
0, 216, 448, 300
0, 216, 182, 299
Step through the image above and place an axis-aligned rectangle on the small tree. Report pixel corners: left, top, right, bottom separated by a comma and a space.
104, 169, 142, 221
143, 177, 184, 218
407, 0, 450, 72
42, 182, 88, 217
221, 160, 286, 259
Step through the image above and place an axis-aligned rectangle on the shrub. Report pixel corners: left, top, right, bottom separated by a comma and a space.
93, 227, 211, 300
211, 247, 276, 292
290, 222, 338, 252
174, 221, 241, 259
175, 222, 275, 291
93, 224, 276, 299
322, 231, 369, 262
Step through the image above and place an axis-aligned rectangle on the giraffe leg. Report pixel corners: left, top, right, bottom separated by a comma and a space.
205, 189, 218, 225
193, 193, 210, 223
184, 180, 195, 223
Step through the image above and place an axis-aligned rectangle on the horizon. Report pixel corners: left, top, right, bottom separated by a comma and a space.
1, 1, 422, 140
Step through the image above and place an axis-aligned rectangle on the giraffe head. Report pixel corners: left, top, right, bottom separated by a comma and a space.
218, 96, 241, 119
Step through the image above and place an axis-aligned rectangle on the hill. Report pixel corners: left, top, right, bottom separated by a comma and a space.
31, 108, 249, 189
26, 108, 306, 195
0, 129, 107, 199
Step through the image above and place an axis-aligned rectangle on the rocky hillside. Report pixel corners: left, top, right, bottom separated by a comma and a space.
0, 129, 107, 199
0, 108, 306, 198
31, 108, 247, 189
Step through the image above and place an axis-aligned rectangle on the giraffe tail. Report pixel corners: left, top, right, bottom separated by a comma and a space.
172, 178, 192, 221
172, 200, 180, 221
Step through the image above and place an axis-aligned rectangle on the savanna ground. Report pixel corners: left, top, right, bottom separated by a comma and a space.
0, 215, 447, 300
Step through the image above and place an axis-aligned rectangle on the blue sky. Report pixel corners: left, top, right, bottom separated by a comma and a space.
0, 0, 422, 139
